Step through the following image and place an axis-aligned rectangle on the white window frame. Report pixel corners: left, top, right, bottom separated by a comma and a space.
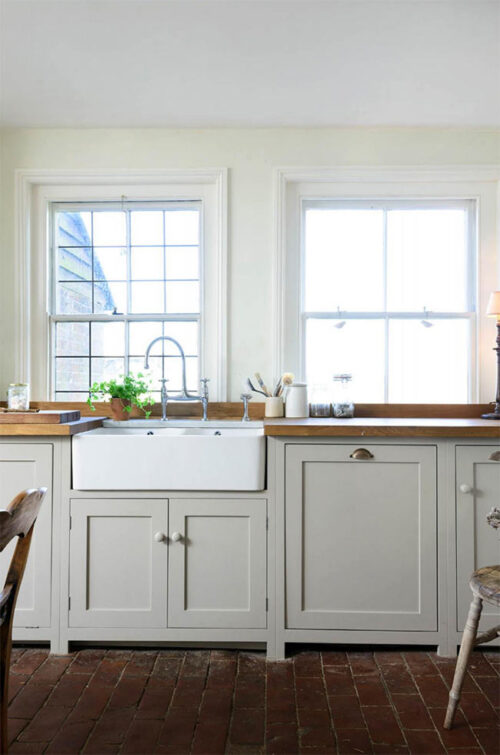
15, 169, 228, 400
273, 166, 500, 404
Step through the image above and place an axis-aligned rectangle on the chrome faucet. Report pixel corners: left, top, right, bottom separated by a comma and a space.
144, 336, 209, 421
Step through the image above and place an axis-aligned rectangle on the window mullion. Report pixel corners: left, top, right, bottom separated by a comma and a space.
383, 208, 389, 403
125, 208, 132, 374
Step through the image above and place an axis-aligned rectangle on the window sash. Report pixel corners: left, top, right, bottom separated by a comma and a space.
49, 200, 203, 399
300, 198, 477, 402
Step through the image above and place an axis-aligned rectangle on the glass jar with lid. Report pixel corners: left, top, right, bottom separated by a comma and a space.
7, 383, 30, 411
309, 384, 331, 417
332, 374, 354, 418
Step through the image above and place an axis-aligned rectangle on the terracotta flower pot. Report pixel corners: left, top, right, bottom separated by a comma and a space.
110, 398, 131, 421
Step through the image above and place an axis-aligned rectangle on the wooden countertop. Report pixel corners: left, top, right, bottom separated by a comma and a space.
0, 418, 105, 436
0, 414, 498, 438
264, 417, 500, 438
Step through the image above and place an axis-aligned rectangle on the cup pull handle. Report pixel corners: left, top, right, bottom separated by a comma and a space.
349, 448, 374, 460
488, 451, 500, 462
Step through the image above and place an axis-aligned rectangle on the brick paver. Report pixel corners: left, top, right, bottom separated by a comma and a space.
4, 646, 499, 753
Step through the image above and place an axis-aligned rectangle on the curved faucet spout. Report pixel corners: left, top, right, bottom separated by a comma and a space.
144, 336, 192, 398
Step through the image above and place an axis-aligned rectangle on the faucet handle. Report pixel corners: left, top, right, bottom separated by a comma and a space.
200, 377, 210, 397
240, 392, 252, 422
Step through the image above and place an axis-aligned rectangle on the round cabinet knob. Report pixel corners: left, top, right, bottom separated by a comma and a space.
171, 531, 183, 542
154, 531, 166, 542
459, 483, 473, 494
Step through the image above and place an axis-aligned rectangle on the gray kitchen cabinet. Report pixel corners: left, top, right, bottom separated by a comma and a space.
69, 496, 268, 632
168, 498, 267, 629
456, 445, 500, 632
69, 498, 169, 628
285, 443, 437, 632
0, 443, 53, 629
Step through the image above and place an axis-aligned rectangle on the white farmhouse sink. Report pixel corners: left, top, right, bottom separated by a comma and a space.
72, 421, 266, 491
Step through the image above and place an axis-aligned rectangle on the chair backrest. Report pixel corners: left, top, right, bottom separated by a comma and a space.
0, 488, 46, 754
0, 488, 46, 624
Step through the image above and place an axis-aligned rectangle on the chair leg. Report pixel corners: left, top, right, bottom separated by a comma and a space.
0, 620, 11, 755
444, 594, 482, 730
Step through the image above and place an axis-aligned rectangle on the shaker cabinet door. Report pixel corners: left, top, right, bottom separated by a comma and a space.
0, 443, 53, 628
69, 498, 168, 628
285, 444, 437, 631
168, 498, 267, 629
456, 445, 500, 633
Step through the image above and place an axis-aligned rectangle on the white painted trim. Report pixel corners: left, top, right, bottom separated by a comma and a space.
15, 168, 228, 400
272, 165, 500, 400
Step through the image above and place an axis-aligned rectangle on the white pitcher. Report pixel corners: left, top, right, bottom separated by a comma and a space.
285, 383, 308, 418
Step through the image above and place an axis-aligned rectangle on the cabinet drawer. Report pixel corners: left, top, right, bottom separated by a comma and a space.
285, 443, 437, 632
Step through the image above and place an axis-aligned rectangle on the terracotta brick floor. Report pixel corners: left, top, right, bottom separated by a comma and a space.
5, 646, 499, 754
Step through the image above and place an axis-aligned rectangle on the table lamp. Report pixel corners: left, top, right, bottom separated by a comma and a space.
482, 291, 500, 419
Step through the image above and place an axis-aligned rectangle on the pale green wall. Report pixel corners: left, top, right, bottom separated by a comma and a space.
1, 127, 499, 399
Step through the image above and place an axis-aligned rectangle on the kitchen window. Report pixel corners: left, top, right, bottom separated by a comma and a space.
50, 202, 203, 400
299, 198, 477, 403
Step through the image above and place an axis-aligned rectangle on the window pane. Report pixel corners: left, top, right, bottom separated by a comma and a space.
165, 282, 199, 313
55, 392, 88, 401
387, 210, 468, 312
91, 322, 125, 356
131, 247, 164, 280
185, 356, 199, 392
129, 322, 163, 355
305, 319, 385, 402
164, 210, 199, 245
388, 319, 469, 403
163, 322, 199, 355
55, 322, 89, 356
55, 357, 89, 391
57, 282, 92, 314
57, 247, 92, 281
56, 211, 91, 249
91, 357, 125, 385
131, 356, 168, 389
130, 211, 163, 245
131, 282, 165, 313
165, 246, 199, 279
93, 211, 126, 246
93, 281, 126, 314
304, 209, 384, 312
94, 247, 127, 281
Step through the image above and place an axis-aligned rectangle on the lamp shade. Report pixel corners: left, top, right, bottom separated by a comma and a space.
486, 291, 500, 316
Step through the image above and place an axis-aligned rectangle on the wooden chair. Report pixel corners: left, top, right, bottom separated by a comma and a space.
0, 488, 46, 753
444, 507, 500, 730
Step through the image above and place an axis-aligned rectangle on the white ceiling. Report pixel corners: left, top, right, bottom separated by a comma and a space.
1, 0, 499, 127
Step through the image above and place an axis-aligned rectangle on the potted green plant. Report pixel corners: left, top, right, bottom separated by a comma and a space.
87, 373, 154, 421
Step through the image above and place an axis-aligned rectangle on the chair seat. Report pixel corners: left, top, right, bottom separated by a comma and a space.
470, 565, 500, 608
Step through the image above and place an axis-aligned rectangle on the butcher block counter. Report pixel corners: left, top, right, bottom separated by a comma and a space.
0, 417, 105, 435
263, 417, 500, 438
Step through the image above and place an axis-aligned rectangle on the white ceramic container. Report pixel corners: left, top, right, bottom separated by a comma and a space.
285, 383, 309, 418
265, 396, 284, 417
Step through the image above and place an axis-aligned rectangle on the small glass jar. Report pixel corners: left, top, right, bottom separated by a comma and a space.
309, 384, 331, 417
332, 374, 354, 418
7, 383, 30, 411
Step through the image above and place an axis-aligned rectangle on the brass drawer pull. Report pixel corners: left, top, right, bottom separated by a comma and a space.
350, 448, 374, 460
489, 451, 500, 462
